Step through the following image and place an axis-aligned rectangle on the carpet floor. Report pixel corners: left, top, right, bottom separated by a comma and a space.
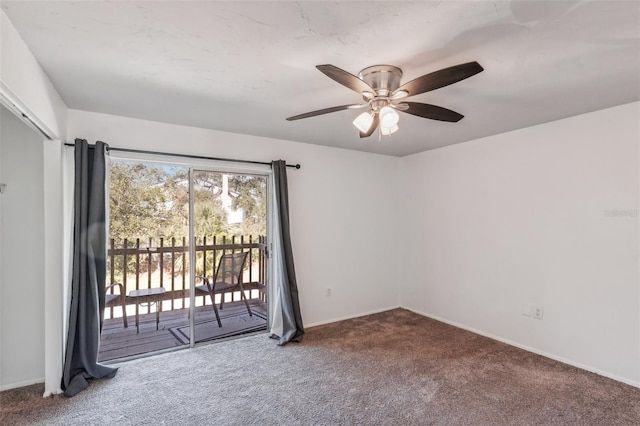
1, 308, 639, 425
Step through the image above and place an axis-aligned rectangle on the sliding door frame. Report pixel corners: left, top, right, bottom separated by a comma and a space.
108, 150, 273, 350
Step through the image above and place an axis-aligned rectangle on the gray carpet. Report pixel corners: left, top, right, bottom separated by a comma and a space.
2, 309, 639, 425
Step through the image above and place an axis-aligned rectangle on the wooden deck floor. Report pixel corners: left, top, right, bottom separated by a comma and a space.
99, 299, 267, 362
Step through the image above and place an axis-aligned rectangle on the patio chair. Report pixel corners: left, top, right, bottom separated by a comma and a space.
195, 251, 251, 327
105, 283, 128, 328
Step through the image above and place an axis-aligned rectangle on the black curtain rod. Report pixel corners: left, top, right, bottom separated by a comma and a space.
64, 143, 301, 169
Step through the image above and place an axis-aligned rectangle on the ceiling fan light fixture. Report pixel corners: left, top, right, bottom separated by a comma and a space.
353, 111, 374, 133
381, 124, 399, 136
379, 106, 399, 128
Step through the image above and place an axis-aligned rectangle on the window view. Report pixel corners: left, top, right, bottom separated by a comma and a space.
100, 159, 267, 361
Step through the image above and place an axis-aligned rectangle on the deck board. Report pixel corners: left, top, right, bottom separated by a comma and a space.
99, 299, 267, 362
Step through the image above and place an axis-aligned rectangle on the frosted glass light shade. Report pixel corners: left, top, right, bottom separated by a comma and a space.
381, 124, 399, 136
379, 106, 399, 128
353, 112, 374, 133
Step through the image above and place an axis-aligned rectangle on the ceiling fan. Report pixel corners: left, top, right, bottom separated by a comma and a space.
286, 61, 483, 138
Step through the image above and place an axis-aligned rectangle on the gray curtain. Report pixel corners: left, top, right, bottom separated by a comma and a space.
271, 160, 304, 345
61, 139, 117, 397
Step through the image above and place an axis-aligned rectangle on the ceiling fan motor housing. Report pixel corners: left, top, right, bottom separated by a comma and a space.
358, 65, 403, 98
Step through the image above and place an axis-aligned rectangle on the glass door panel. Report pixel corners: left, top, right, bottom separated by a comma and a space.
190, 170, 268, 345
101, 159, 191, 361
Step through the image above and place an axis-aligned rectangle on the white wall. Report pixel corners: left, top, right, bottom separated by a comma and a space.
399, 102, 640, 386
67, 109, 401, 327
0, 105, 45, 389
1, 9, 69, 394
0, 11, 67, 141
42, 139, 64, 396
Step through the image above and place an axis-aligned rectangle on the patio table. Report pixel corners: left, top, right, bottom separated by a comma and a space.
129, 287, 166, 334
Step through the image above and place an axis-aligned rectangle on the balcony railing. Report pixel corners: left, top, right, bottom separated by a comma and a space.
105, 235, 267, 319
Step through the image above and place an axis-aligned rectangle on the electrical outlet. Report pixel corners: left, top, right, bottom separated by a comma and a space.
533, 306, 544, 320
521, 304, 532, 317
326, 288, 332, 297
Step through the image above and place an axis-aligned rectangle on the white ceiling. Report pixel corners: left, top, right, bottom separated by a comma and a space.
2, 1, 639, 156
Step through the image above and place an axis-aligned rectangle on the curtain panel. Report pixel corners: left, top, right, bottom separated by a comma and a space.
61, 139, 117, 397
270, 160, 304, 345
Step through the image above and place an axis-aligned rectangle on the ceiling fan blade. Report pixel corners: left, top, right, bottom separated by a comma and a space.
317, 64, 375, 95
360, 114, 379, 138
393, 61, 483, 98
286, 104, 359, 121
402, 102, 464, 122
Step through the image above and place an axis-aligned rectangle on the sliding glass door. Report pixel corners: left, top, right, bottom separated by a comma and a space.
101, 157, 270, 361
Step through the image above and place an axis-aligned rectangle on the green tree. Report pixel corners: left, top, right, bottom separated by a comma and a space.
108, 161, 267, 279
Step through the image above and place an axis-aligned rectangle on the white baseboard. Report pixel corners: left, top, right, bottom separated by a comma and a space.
0, 377, 45, 392
305, 305, 401, 328
404, 307, 640, 389
5, 306, 635, 394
